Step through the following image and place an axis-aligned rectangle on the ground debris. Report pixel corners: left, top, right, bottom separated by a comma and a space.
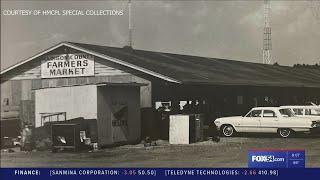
35, 138, 52, 151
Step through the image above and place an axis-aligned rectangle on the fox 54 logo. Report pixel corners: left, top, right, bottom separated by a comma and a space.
251, 155, 285, 163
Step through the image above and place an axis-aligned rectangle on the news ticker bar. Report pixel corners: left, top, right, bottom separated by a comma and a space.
248, 149, 305, 168
0, 168, 319, 179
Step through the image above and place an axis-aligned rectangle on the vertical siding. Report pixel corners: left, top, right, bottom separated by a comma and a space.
110, 86, 141, 143
97, 86, 112, 145
21, 80, 32, 100
11, 81, 22, 106
97, 85, 141, 146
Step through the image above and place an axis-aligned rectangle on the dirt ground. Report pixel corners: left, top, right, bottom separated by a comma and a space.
1, 134, 320, 168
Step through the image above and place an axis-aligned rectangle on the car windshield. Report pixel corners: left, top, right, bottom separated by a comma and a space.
245, 110, 262, 117
279, 108, 295, 117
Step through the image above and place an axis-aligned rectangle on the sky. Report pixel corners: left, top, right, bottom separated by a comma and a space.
1, 0, 320, 71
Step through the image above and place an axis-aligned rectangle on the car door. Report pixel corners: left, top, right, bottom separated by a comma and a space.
260, 110, 279, 133
238, 110, 262, 132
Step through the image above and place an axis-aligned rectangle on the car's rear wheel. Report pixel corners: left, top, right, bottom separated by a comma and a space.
278, 128, 292, 138
221, 125, 235, 137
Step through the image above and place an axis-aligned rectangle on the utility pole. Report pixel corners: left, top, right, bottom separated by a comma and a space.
128, 0, 133, 47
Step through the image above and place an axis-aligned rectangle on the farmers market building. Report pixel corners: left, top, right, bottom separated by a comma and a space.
1, 42, 320, 146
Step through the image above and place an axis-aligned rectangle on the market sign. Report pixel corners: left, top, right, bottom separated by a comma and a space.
41, 53, 94, 78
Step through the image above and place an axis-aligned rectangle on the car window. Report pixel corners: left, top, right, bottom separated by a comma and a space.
279, 108, 295, 117
305, 109, 311, 115
263, 110, 277, 117
306, 109, 320, 116
293, 108, 303, 115
246, 110, 262, 117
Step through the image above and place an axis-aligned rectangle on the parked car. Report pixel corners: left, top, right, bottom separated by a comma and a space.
214, 107, 320, 138
280, 105, 320, 119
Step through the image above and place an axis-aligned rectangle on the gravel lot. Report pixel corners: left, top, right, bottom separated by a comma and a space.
1, 134, 320, 168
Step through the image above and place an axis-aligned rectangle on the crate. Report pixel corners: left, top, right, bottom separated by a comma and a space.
169, 114, 204, 144
51, 123, 80, 151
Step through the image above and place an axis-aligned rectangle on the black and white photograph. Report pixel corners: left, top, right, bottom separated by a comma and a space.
1, 0, 320, 172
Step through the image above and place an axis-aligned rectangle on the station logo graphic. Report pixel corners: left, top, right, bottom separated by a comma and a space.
251, 155, 285, 163
248, 149, 305, 168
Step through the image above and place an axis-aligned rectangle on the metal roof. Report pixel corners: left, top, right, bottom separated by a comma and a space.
68, 42, 320, 88
2, 41, 320, 88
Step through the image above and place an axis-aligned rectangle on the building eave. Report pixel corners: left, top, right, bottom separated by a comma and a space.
0, 42, 182, 84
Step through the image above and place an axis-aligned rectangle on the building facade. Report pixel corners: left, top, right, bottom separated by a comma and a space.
1, 41, 320, 143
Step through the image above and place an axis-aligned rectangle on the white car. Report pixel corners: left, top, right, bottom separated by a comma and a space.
214, 107, 320, 138
280, 105, 320, 119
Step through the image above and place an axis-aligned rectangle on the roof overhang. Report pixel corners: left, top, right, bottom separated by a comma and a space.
32, 82, 148, 91
1, 42, 181, 84
96, 82, 148, 87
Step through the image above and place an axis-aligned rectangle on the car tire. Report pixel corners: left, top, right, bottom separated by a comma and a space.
221, 125, 235, 137
278, 128, 292, 138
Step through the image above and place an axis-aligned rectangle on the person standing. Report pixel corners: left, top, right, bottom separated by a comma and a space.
21, 125, 34, 151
